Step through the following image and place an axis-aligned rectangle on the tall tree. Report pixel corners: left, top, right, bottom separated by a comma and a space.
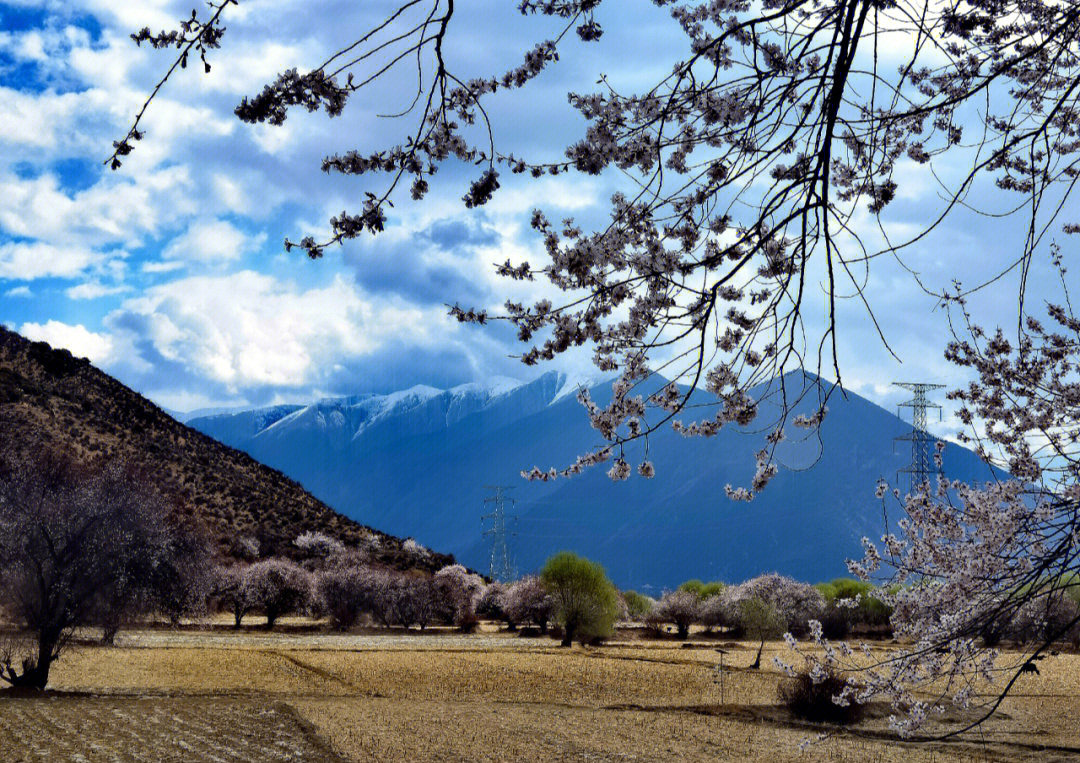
0, 452, 199, 689
541, 551, 620, 645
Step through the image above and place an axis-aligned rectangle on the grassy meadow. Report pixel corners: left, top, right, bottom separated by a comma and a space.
1, 621, 1077, 762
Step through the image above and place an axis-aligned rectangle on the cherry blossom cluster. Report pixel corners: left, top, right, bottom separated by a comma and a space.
779, 297, 1080, 737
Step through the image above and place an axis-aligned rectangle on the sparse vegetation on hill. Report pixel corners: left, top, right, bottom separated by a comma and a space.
0, 326, 453, 570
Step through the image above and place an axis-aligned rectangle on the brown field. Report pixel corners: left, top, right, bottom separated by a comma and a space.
1, 623, 1078, 762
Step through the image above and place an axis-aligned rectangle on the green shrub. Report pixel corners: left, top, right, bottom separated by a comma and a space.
738, 597, 784, 668
540, 552, 620, 646
678, 579, 725, 599
621, 590, 653, 620
816, 578, 892, 627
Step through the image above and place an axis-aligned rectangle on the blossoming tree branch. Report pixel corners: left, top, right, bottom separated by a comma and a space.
113, 0, 1080, 736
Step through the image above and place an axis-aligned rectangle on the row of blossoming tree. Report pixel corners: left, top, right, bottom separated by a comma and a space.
5, 439, 1076, 711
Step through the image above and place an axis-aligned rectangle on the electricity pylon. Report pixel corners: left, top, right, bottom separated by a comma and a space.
894, 382, 944, 493
482, 485, 517, 582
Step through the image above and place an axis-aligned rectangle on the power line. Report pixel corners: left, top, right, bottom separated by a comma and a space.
893, 382, 944, 493
482, 485, 518, 582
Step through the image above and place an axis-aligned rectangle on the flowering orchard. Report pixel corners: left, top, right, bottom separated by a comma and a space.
112, 0, 1080, 736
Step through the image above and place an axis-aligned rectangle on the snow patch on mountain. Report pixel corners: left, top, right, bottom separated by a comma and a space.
551, 369, 619, 403
449, 376, 524, 398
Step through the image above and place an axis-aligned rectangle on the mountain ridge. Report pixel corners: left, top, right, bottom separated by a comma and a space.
188, 368, 999, 589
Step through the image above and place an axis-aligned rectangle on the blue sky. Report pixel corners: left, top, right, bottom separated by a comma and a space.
0, 0, 1073, 436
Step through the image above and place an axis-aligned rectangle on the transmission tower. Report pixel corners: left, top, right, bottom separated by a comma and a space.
482, 486, 518, 582
893, 382, 945, 492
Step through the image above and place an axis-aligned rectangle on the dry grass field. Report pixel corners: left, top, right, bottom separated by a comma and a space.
1, 624, 1078, 762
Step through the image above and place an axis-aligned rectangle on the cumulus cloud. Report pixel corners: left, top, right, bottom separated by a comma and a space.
161, 218, 265, 265
20, 319, 114, 364
0, 240, 107, 281
344, 216, 502, 305
103, 270, 493, 397
65, 281, 129, 300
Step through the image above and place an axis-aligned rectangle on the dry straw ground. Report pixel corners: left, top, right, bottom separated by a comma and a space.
1, 623, 1077, 762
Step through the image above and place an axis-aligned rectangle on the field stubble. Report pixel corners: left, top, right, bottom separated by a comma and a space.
1, 625, 1077, 762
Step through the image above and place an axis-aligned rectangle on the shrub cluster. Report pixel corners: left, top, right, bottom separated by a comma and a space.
975, 585, 1080, 648
815, 578, 894, 639
649, 591, 701, 639
778, 665, 865, 724
645, 574, 853, 642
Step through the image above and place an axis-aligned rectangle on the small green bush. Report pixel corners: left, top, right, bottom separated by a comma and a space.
621, 590, 653, 619
678, 579, 725, 599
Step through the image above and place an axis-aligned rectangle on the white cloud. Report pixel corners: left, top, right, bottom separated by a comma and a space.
108, 270, 453, 391
487, 176, 600, 215
65, 281, 129, 300
4, 286, 32, 298
19, 319, 114, 364
0, 241, 104, 281
0, 167, 197, 251
163, 219, 265, 264
0, 86, 117, 152
142, 260, 185, 274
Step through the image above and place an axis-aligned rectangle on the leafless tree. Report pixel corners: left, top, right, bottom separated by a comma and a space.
0, 451, 195, 689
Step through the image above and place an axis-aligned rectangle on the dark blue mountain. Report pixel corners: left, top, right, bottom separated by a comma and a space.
188, 371, 997, 591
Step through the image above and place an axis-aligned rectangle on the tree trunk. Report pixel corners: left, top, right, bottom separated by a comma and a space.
561, 623, 575, 647
750, 639, 764, 670
233, 606, 244, 629
100, 625, 119, 646
11, 660, 51, 690
9, 632, 57, 690
677, 623, 690, 640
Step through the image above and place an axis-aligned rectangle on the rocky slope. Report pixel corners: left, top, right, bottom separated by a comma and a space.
0, 326, 452, 571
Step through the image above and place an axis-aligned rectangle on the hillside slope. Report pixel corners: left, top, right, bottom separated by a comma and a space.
0, 326, 452, 571
189, 370, 1000, 589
